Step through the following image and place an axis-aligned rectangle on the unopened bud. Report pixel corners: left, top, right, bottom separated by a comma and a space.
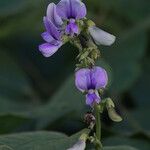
87, 20, 95, 27
106, 98, 122, 122
106, 98, 115, 108
84, 112, 95, 128
107, 107, 122, 122
67, 140, 86, 150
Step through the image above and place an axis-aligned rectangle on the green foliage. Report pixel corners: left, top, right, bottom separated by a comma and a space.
0, 0, 149, 149
99, 31, 147, 93
32, 75, 85, 129
130, 59, 150, 106
0, 50, 31, 101
104, 146, 138, 150
0, 131, 138, 150
104, 136, 150, 150
0, 131, 70, 150
0, 0, 28, 15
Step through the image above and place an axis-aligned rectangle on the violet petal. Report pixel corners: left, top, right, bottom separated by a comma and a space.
41, 32, 55, 43
56, 0, 70, 19
75, 68, 91, 92
43, 16, 61, 40
86, 91, 100, 106
39, 42, 62, 57
91, 67, 108, 89
56, 0, 87, 19
70, 0, 87, 19
66, 19, 79, 35
47, 3, 63, 27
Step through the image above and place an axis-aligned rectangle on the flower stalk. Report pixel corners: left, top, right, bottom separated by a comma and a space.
95, 104, 102, 150
38, 0, 122, 149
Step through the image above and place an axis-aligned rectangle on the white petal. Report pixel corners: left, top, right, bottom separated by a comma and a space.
67, 140, 86, 150
89, 26, 116, 46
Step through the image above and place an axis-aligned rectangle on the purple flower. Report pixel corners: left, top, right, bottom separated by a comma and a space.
39, 3, 63, 57
39, 0, 87, 57
75, 67, 108, 106
56, 0, 87, 35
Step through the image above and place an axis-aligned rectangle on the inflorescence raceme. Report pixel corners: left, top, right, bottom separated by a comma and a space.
39, 0, 122, 150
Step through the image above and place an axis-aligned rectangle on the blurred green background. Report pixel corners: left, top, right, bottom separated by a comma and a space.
0, 0, 150, 149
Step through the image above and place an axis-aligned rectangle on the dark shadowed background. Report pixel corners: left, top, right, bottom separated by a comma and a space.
0, 0, 150, 149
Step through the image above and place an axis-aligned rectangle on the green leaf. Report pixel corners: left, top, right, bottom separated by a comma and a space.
0, 50, 36, 134
130, 59, 150, 106
0, 0, 42, 39
97, 31, 147, 94
0, 131, 138, 150
0, 96, 34, 134
0, 50, 32, 101
0, 132, 68, 150
0, 49, 84, 131
131, 108, 150, 131
90, 146, 138, 150
112, 0, 150, 22
104, 146, 138, 150
86, 0, 150, 22
31, 75, 85, 129
0, 130, 84, 150
0, 0, 28, 16
112, 107, 150, 135
104, 136, 150, 150
112, 60, 150, 134
0, 114, 32, 134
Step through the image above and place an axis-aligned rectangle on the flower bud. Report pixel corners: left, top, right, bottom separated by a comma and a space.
67, 131, 89, 150
67, 140, 86, 150
105, 98, 122, 122
106, 98, 115, 108
107, 107, 122, 122
84, 112, 95, 128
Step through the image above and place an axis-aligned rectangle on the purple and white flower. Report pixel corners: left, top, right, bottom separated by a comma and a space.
75, 66, 108, 106
89, 26, 116, 46
56, 0, 87, 36
39, 0, 87, 57
39, 0, 115, 57
39, 3, 63, 57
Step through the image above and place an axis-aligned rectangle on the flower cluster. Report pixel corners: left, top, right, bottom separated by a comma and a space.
39, 0, 116, 106
39, 0, 115, 106
39, 0, 87, 57
39, 1, 121, 149
39, 0, 115, 58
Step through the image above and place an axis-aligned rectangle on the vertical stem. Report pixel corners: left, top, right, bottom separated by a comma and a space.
95, 105, 101, 140
95, 104, 102, 150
